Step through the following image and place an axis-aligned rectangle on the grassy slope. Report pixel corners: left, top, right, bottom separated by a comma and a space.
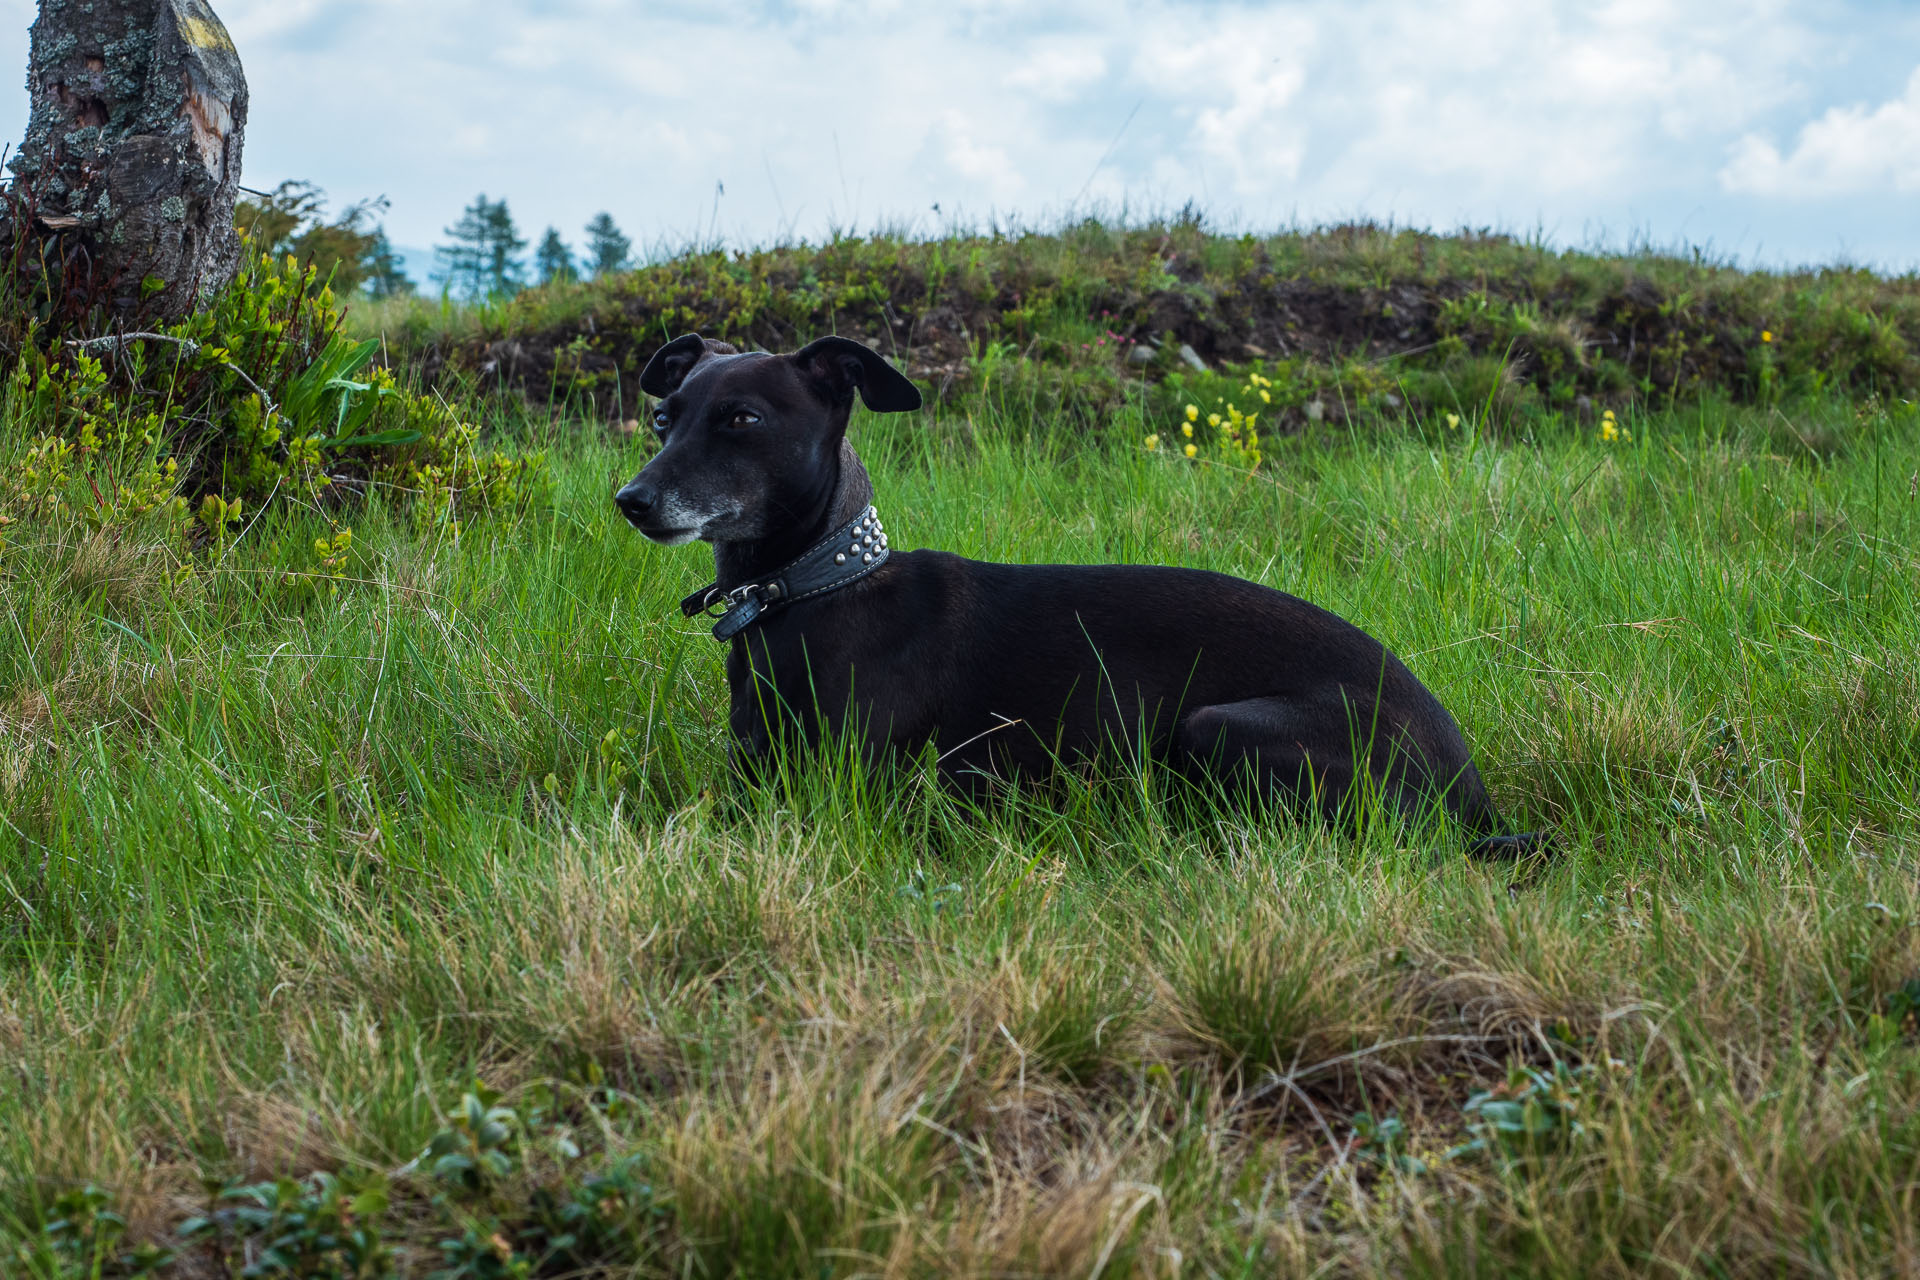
3, 381, 1918, 1275
362, 221, 1920, 433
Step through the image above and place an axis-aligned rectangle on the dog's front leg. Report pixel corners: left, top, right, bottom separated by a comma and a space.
721, 641, 782, 794
725, 734, 775, 790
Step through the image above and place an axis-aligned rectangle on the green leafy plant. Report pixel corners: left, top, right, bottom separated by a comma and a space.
596, 726, 641, 791
1448, 1061, 1605, 1164
178, 1172, 393, 1279
520, 1155, 662, 1271
433, 1157, 662, 1280
1, 245, 543, 545
1867, 977, 1920, 1053
896, 865, 965, 911
421, 1085, 525, 1195
9, 1185, 172, 1278
430, 1228, 532, 1280
1348, 1111, 1427, 1175
414, 1080, 662, 1279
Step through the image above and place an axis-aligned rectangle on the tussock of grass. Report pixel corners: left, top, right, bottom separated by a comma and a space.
2, 381, 1918, 1275
1167, 899, 1410, 1085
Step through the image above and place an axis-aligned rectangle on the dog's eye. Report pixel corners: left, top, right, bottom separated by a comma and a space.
651, 409, 670, 431
729, 411, 761, 428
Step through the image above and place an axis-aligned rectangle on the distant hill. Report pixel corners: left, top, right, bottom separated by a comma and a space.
356, 221, 1920, 428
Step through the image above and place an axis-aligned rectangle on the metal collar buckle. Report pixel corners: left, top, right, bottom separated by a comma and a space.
677, 504, 888, 641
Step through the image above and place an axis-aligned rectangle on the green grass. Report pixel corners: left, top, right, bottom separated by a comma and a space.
2, 386, 1918, 1276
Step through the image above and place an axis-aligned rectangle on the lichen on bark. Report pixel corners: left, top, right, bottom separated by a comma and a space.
9, 0, 249, 319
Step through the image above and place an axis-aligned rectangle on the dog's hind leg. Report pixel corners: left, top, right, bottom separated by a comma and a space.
1173, 695, 1529, 852
1173, 696, 1365, 823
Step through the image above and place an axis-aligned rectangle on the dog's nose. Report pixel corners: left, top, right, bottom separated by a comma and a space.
615, 480, 659, 525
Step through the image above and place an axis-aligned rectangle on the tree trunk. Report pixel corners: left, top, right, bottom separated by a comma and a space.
9, 0, 248, 320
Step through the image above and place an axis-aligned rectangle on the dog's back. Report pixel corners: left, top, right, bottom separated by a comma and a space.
740, 550, 1513, 838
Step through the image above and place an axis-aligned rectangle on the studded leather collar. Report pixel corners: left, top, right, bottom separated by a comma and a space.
679, 505, 891, 641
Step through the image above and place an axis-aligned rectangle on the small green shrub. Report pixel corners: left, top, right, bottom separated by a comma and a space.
413, 1082, 664, 1278
432, 1156, 662, 1280
418, 1084, 533, 1197
1447, 1060, 1610, 1164
180, 1172, 394, 1279
0, 244, 543, 545
1867, 977, 1920, 1053
8, 1185, 172, 1278
1348, 1111, 1427, 1175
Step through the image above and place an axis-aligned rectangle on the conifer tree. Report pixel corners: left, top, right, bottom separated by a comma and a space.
481, 199, 528, 296
535, 227, 577, 285
435, 197, 488, 299
435, 194, 526, 299
362, 228, 415, 299
583, 212, 633, 278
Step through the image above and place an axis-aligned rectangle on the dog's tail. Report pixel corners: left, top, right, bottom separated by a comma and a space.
1466, 829, 1559, 860
1449, 771, 1557, 860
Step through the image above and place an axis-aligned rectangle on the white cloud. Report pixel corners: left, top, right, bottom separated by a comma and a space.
1130, 8, 1312, 191
0, 0, 1915, 267
450, 123, 493, 156
215, 0, 330, 45
1720, 66, 1920, 196
1300, 0, 1816, 203
1004, 41, 1108, 102
936, 110, 1026, 200
786, 0, 908, 16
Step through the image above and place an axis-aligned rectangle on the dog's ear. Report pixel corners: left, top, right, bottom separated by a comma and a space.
639, 333, 738, 397
790, 336, 923, 413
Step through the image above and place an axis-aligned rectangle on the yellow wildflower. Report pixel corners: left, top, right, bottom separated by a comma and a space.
1207, 413, 1222, 428
1445, 413, 1461, 430
1259, 390, 1271, 404
1184, 443, 1197, 458
1144, 434, 1161, 450
1761, 330, 1773, 343
1185, 404, 1199, 422
1181, 422, 1193, 438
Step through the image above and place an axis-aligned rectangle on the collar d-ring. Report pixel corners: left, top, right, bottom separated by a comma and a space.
677, 505, 890, 641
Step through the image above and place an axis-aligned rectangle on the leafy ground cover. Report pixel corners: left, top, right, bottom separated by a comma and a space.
2, 364, 1916, 1274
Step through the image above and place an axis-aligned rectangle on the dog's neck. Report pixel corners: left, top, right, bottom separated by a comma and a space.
711, 438, 874, 590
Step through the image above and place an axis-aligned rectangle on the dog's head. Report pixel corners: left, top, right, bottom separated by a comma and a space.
614, 333, 921, 545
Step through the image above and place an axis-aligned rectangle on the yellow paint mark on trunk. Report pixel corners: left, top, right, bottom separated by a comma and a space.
177, 13, 237, 56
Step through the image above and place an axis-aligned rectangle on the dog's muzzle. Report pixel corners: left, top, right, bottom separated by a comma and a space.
614, 480, 702, 544
614, 479, 659, 528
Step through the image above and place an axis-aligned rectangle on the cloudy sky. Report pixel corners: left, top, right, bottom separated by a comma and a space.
5, 0, 1919, 273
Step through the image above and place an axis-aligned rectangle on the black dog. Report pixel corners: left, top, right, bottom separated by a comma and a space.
617, 333, 1549, 857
